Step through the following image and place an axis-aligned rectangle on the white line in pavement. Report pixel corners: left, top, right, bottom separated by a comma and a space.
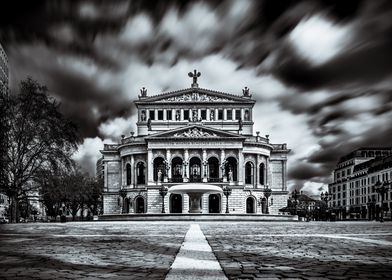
165, 224, 227, 280
207, 233, 392, 246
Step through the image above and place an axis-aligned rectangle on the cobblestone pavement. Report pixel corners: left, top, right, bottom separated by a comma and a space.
201, 221, 392, 280
0, 222, 189, 280
1, 221, 392, 280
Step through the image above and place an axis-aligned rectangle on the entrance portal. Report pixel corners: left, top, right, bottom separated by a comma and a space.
246, 197, 255, 213
170, 194, 183, 213
135, 196, 145, 213
209, 194, 220, 213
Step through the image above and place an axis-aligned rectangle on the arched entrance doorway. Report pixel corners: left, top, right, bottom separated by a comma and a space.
135, 196, 145, 213
153, 157, 165, 182
189, 157, 201, 182
208, 157, 219, 182
170, 194, 182, 213
209, 194, 220, 213
136, 162, 145, 185
225, 157, 237, 182
246, 197, 255, 213
171, 157, 183, 182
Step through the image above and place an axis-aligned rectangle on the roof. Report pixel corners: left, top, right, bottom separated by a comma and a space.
338, 147, 392, 163
134, 87, 256, 105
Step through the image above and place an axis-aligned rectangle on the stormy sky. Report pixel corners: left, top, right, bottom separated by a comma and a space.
1, 0, 392, 194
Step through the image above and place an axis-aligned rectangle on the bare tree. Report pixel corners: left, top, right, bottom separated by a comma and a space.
2, 78, 80, 223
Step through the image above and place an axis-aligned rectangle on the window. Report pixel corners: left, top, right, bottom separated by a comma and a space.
259, 163, 265, 185
149, 110, 155, 120
227, 109, 232, 120
347, 169, 351, 175
166, 110, 172, 120
218, 109, 223, 120
201, 109, 206, 120
158, 110, 164, 120
126, 164, 132, 185
235, 109, 241, 120
342, 170, 345, 177
336, 172, 340, 179
184, 110, 190, 120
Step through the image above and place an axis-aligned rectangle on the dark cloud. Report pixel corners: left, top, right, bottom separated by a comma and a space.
1, 0, 391, 187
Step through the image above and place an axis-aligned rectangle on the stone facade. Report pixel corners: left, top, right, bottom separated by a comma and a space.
100, 73, 290, 215
328, 147, 392, 220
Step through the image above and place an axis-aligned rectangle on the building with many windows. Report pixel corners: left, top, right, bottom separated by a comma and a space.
328, 147, 392, 220
100, 71, 290, 215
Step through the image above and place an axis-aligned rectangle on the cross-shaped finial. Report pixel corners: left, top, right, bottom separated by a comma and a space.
188, 69, 201, 88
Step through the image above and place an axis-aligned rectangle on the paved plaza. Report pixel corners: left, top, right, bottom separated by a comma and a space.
0, 221, 392, 279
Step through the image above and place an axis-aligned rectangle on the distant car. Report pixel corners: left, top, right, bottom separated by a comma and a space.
0, 217, 8, 224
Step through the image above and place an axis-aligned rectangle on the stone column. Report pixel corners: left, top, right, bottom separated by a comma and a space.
215, 108, 219, 120
172, 109, 176, 121
180, 109, 184, 121
163, 109, 167, 121
223, 109, 227, 120
232, 108, 235, 121
202, 149, 207, 182
148, 149, 153, 184
166, 149, 171, 182
238, 149, 244, 186
220, 149, 225, 180
184, 149, 189, 182
256, 155, 259, 188
130, 155, 135, 188
154, 109, 158, 120
207, 108, 210, 121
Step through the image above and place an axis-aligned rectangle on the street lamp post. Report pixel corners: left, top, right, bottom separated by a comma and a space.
375, 181, 390, 223
320, 191, 332, 221
263, 186, 272, 214
223, 186, 232, 214
292, 189, 299, 216
159, 186, 168, 213
119, 188, 127, 214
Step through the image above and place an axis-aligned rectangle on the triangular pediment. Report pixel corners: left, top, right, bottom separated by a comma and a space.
135, 88, 255, 104
145, 125, 245, 140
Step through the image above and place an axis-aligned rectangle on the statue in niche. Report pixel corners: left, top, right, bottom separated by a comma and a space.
228, 168, 233, 182
238, 117, 243, 131
192, 110, 198, 122
157, 169, 163, 183
175, 110, 180, 120
244, 110, 250, 121
141, 111, 146, 121
210, 110, 215, 121
147, 118, 151, 131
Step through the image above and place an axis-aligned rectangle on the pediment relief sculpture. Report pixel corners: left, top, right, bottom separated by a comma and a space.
173, 128, 218, 138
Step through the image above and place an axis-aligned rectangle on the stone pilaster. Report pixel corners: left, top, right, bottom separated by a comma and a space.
202, 149, 207, 182
148, 149, 153, 184
130, 155, 134, 188
238, 149, 244, 185
184, 149, 189, 182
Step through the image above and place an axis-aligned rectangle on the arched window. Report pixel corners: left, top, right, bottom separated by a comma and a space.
136, 162, 145, 185
259, 163, 265, 185
172, 157, 183, 182
208, 157, 219, 182
126, 164, 132, 185
245, 162, 254, 185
